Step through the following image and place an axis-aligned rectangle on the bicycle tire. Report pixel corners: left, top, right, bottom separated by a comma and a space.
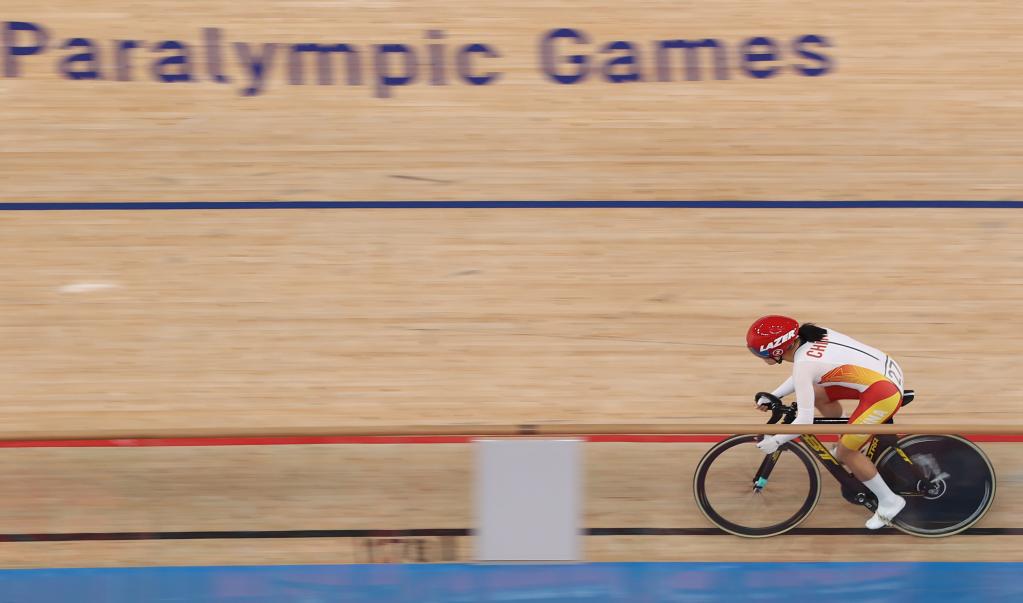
694, 434, 821, 537
876, 434, 996, 537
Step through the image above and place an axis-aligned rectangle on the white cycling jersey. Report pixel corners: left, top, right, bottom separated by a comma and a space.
768, 328, 905, 442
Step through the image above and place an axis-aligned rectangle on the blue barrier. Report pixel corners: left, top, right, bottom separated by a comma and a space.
0, 562, 1018, 602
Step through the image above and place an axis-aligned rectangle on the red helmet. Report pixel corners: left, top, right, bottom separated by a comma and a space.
747, 315, 800, 359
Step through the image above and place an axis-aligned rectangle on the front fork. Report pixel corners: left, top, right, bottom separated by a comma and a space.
752, 451, 781, 493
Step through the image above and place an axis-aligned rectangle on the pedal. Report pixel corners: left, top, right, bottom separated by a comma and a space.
841, 483, 876, 508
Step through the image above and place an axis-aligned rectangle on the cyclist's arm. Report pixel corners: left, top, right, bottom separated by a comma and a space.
771, 377, 794, 399
771, 365, 815, 444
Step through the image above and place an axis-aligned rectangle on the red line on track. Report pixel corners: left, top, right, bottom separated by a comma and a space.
0, 434, 1018, 448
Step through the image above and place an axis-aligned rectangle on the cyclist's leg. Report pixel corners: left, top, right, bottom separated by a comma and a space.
817, 384, 858, 418
835, 380, 903, 479
814, 383, 843, 417
834, 380, 905, 528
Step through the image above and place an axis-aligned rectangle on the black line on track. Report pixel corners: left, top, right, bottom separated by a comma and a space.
2, 527, 1020, 542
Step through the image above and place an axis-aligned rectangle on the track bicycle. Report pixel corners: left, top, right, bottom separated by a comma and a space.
693, 390, 996, 537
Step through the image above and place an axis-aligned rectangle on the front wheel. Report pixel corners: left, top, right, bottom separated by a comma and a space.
693, 434, 821, 537
876, 434, 996, 537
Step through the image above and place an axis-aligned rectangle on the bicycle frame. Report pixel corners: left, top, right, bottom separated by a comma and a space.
754, 412, 926, 511
696, 390, 994, 538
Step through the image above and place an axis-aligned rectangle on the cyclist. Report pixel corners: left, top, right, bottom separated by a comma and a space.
746, 315, 907, 530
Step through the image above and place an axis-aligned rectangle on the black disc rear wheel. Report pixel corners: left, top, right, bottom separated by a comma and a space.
877, 435, 995, 537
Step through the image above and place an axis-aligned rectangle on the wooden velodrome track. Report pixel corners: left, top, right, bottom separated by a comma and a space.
1, 0, 1022, 568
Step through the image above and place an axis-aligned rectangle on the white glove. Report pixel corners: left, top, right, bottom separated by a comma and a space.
756, 436, 780, 455
755, 394, 774, 408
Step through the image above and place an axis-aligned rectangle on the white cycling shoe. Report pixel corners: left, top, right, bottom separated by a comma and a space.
866, 495, 906, 530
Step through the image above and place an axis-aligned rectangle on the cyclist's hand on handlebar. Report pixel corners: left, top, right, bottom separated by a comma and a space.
754, 391, 782, 412
756, 436, 781, 454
